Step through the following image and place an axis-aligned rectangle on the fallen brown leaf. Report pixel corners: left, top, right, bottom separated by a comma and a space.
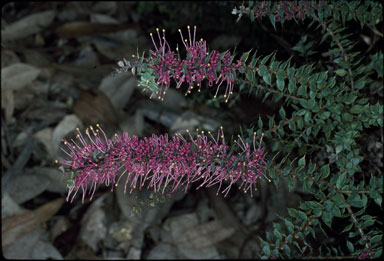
73, 89, 120, 130
185, 220, 235, 248
1, 63, 41, 91
2, 198, 65, 250
55, 21, 138, 38
1, 10, 56, 42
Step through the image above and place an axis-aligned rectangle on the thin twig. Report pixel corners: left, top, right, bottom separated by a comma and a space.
254, 83, 302, 101
338, 190, 371, 194
313, 16, 355, 90
269, 115, 301, 133
293, 129, 306, 144
339, 193, 371, 250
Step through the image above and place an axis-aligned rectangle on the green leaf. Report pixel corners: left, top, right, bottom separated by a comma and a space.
260, 52, 275, 65
362, 194, 368, 208
258, 117, 263, 129
285, 219, 294, 233
333, 193, 346, 207
297, 85, 307, 96
308, 162, 316, 174
307, 99, 316, 110
277, 79, 285, 91
258, 65, 268, 77
313, 208, 322, 217
315, 191, 326, 200
297, 118, 304, 129
373, 247, 382, 258
274, 230, 282, 240
335, 145, 343, 154
219, 50, 229, 61
354, 79, 366, 90
320, 111, 331, 119
374, 193, 382, 206
240, 49, 253, 63
288, 78, 296, 93
331, 205, 341, 217
343, 94, 357, 105
279, 108, 286, 119
346, 240, 354, 253
362, 219, 375, 228
324, 200, 333, 211
341, 222, 353, 233
369, 190, 381, 205
299, 99, 308, 109
342, 113, 354, 122
317, 72, 328, 84
320, 33, 329, 45
288, 208, 298, 218
350, 105, 364, 114
288, 175, 295, 191
246, 70, 255, 81
297, 210, 308, 221
263, 245, 271, 257
250, 51, 259, 67
335, 69, 347, 76
303, 179, 314, 192
283, 244, 291, 257
304, 111, 311, 123
322, 210, 333, 228
298, 155, 306, 168
336, 173, 346, 189
268, 13, 276, 30
263, 73, 271, 85
348, 193, 363, 208
370, 235, 382, 244
271, 61, 280, 73
276, 69, 285, 80
268, 116, 275, 128
321, 164, 330, 179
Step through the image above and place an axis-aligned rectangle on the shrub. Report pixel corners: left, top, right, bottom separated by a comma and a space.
57, 1, 383, 259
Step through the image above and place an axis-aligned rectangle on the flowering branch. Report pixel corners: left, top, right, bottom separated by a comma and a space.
114, 26, 245, 103
56, 125, 269, 203
145, 26, 244, 102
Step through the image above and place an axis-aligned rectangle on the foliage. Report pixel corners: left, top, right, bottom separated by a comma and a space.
230, 0, 383, 259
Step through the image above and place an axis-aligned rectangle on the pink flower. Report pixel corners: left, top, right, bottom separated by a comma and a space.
56, 125, 269, 203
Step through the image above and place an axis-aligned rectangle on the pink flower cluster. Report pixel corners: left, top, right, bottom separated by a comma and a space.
56, 125, 268, 203
143, 26, 244, 102
250, 1, 323, 22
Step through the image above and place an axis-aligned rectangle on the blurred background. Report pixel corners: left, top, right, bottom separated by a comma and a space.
1, 1, 382, 259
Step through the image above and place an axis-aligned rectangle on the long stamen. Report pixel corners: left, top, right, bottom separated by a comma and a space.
187, 25, 192, 47
162, 29, 171, 51
150, 32, 158, 52
156, 28, 162, 46
259, 133, 265, 148
178, 28, 188, 48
